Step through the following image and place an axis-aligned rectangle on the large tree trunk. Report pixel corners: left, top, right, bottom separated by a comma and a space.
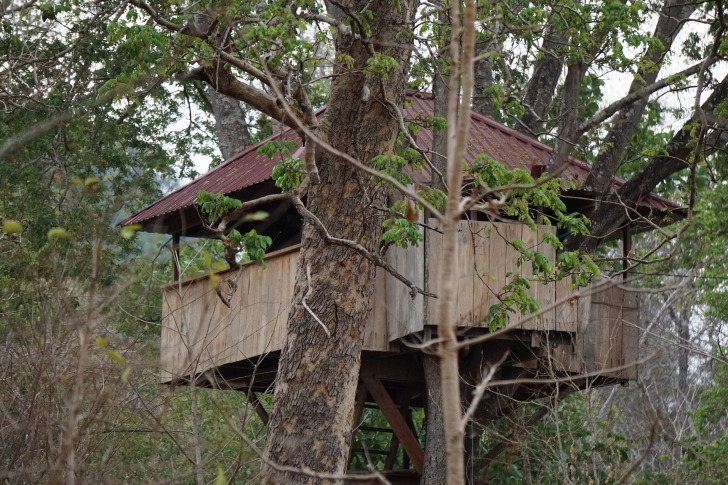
516, 25, 567, 138
421, 17, 449, 482
261, 2, 415, 482
207, 88, 252, 160
473, 39, 496, 119
421, 354, 447, 484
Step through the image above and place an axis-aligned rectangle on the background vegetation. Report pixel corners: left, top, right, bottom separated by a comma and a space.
3, 0, 728, 483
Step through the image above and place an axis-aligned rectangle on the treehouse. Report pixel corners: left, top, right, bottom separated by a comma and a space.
121, 92, 682, 482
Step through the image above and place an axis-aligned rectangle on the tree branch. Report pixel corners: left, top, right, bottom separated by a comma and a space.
132, 0, 302, 128
289, 195, 436, 298
578, 58, 718, 134
461, 351, 510, 428
261, 60, 444, 218
572, 72, 728, 253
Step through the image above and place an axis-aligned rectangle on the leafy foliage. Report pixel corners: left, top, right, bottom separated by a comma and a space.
261, 140, 307, 192
196, 191, 272, 267
197, 190, 244, 224
482, 394, 633, 484
228, 229, 273, 267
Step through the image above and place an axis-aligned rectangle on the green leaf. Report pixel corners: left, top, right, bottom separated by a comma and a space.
236, 229, 272, 267
271, 157, 306, 192
106, 349, 125, 364
215, 466, 226, 485
197, 191, 243, 222
381, 209, 423, 249
2, 220, 22, 234
227, 229, 243, 244
47, 227, 71, 239
364, 52, 399, 80
242, 211, 269, 222
120, 366, 132, 382
120, 224, 142, 239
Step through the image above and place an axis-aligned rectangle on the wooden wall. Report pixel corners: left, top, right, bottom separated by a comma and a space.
420, 221, 565, 333
577, 283, 640, 380
161, 221, 640, 382
160, 245, 390, 382
160, 245, 298, 382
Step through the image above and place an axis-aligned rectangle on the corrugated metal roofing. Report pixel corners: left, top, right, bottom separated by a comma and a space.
120, 92, 679, 228
120, 128, 303, 226
404, 95, 676, 211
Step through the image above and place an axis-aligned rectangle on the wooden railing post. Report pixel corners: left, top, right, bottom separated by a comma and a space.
622, 225, 632, 279
172, 234, 180, 282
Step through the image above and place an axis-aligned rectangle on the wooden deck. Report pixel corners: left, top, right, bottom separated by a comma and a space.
160, 221, 639, 383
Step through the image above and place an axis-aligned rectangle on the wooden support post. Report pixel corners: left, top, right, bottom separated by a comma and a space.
362, 377, 424, 474
385, 388, 414, 470
348, 384, 369, 465
245, 389, 269, 426
384, 431, 400, 470
622, 225, 632, 279
172, 234, 181, 282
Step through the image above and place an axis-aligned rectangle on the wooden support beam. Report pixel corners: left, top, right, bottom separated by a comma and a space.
362, 377, 424, 474
385, 432, 400, 471
171, 234, 180, 282
348, 385, 369, 464
245, 389, 269, 426
623, 225, 632, 279
386, 388, 414, 470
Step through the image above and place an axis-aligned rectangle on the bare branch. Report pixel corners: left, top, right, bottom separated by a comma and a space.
579, 58, 719, 134
289, 195, 436, 298
302, 264, 331, 337
0, 0, 38, 16
461, 351, 510, 428
0, 111, 73, 159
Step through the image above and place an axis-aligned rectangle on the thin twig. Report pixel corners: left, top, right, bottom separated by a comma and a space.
290, 195, 436, 298
302, 263, 330, 337
461, 351, 510, 428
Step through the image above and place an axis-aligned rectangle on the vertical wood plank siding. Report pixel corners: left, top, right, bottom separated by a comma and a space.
160, 222, 639, 382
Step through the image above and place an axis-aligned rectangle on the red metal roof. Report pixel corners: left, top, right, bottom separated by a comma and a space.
406, 94, 579, 182
120, 92, 680, 228
404, 95, 676, 211
120, 128, 303, 226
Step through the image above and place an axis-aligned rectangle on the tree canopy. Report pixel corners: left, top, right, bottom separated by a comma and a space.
3, 0, 728, 483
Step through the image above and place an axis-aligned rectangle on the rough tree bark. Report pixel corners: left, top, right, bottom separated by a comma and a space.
421, 6, 450, 483
207, 88, 252, 160
259, 2, 416, 482
545, 63, 585, 175
516, 25, 568, 138
421, 355, 447, 484
473, 39, 496, 119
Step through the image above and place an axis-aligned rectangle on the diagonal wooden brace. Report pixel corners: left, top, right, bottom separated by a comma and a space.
362, 377, 424, 474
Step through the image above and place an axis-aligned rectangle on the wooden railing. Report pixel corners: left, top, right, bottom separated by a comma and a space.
160, 245, 300, 383
160, 221, 638, 382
